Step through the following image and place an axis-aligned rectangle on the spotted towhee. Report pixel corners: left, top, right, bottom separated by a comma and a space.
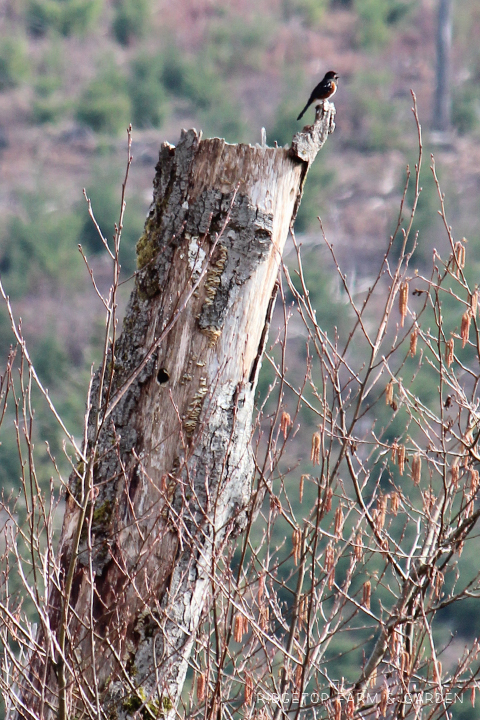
297, 70, 339, 121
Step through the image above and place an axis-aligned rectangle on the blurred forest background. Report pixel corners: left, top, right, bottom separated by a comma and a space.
1, 1, 480, 713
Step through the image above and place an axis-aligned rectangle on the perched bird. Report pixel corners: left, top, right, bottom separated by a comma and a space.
297, 71, 339, 121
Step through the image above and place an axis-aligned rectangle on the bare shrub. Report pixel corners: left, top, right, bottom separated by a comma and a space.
2, 99, 480, 720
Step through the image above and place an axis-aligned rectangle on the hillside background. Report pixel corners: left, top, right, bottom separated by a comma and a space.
1, 1, 480, 713
2, 0, 479, 463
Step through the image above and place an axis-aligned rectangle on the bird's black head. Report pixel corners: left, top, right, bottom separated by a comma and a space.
325, 71, 339, 81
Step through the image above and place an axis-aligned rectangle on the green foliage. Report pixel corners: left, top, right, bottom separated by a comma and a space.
348, 70, 401, 151
354, 0, 413, 48
35, 36, 65, 79
295, 155, 336, 232
402, 160, 446, 265
0, 193, 83, 299
0, 33, 30, 91
162, 50, 221, 110
31, 41, 69, 123
354, 0, 389, 47
0, 421, 24, 494
160, 47, 246, 141
206, 15, 273, 73
198, 95, 246, 143
267, 72, 336, 231
287, 246, 349, 337
32, 95, 68, 124
112, 0, 150, 46
81, 163, 147, 277
452, 84, 480, 135
183, 60, 222, 112
32, 331, 68, 387
160, 46, 188, 96
128, 53, 169, 128
0, 306, 14, 360
35, 74, 62, 98
32, 75, 69, 123
268, 95, 302, 148
26, 0, 103, 37
268, 66, 313, 147
282, 0, 329, 25
76, 60, 131, 134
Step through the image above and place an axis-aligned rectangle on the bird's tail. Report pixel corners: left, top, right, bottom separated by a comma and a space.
297, 102, 310, 121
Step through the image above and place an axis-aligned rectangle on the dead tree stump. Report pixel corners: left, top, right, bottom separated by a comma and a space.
18, 103, 335, 719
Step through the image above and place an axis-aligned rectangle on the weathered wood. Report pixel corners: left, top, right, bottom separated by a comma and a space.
18, 104, 335, 719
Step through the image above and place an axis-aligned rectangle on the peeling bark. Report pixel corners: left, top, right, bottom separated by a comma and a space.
18, 104, 335, 719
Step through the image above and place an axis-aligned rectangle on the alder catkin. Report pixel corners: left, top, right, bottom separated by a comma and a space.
401, 650, 410, 677
376, 495, 386, 531
391, 442, 398, 463
334, 697, 341, 720
280, 411, 292, 439
244, 673, 253, 705
390, 629, 401, 659
461, 309, 472, 349
451, 461, 459, 489
334, 505, 344, 538
197, 672, 206, 701
470, 289, 478, 316
295, 660, 303, 690
354, 532, 363, 561
311, 432, 321, 466
299, 474, 308, 503
325, 542, 335, 591
385, 380, 394, 406
433, 661, 442, 685
454, 240, 466, 277
434, 568, 444, 598
445, 337, 454, 367
399, 281, 409, 327
379, 686, 388, 716
324, 486, 333, 513
390, 491, 400, 516
258, 574, 265, 604
259, 604, 269, 630
409, 327, 418, 356
397, 444, 406, 475
469, 468, 479, 495
234, 613, 244, 642
292, 528, 302, 565
362, 580, 371, 610
411, 453, 422, 485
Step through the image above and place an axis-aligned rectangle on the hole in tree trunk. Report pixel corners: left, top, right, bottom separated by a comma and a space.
157, 367, 170, 385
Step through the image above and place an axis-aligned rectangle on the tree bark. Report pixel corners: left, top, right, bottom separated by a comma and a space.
18, 103, 335, 720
